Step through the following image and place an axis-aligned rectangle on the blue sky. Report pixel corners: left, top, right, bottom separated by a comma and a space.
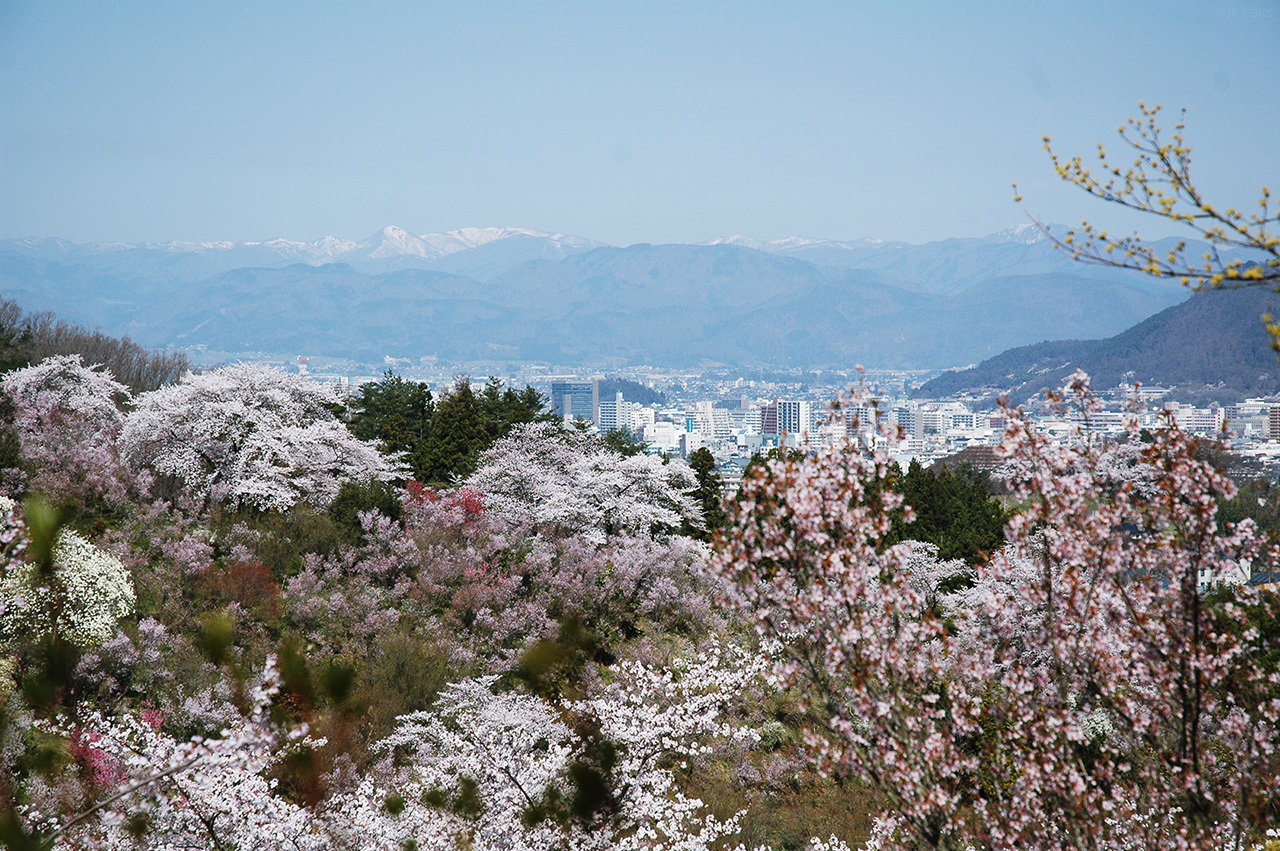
2, 0, 1277, 246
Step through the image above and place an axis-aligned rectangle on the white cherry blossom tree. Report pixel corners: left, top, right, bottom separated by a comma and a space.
120, 364, 402, 511
465, 422, 699, 544
35, 647, 765, 851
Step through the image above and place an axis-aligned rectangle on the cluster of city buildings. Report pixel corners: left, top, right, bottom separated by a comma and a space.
549, 377, 1280, 473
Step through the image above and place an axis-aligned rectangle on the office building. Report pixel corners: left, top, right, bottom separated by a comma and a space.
551, 379, 599, 424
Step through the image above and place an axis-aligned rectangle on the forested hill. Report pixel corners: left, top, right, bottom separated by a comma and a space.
915, 284, 1280, 402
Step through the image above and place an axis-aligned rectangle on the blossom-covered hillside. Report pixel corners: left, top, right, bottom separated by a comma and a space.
0, 322, 1277, 850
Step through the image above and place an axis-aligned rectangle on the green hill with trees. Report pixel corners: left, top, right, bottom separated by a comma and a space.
915, 284, 1280, 402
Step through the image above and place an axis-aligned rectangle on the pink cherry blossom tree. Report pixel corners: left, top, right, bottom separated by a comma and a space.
1, 354, 134, 504
711, 373, 1280, 850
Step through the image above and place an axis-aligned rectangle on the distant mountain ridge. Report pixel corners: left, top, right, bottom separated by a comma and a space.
0, 225, 1198, 370
914, 285, 1280, 402
0, 226, 606, 282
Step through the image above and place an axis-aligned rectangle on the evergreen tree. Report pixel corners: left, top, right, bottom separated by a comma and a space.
476, 377, 554, 443
686, 447, 725, 540
602, 428, 647, 458
886, 459, 1006, 565
741, 446, 806, 480
416, 378, 491, 485
346, 371, 434, 457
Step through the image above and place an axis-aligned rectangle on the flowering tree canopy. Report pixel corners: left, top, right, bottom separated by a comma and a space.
2, 354, 128, 438
120, 364, 403, 511
2, 354, 133, 502
712, 374, 1280, 851
465, 421, 699, 544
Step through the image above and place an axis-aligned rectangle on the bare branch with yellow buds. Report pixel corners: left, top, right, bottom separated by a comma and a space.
1016, 104, 1278, 292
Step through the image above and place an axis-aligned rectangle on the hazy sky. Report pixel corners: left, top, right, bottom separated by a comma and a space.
2, 0, 1277, 246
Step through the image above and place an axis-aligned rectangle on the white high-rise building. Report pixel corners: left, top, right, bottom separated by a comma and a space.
688, 401, 732, 439
891, 406, 924, 441
598, 392, 637, 434
1174, 406, 1224, 435
777, 400, 813, 438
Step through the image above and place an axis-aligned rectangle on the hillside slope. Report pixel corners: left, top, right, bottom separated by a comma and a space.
915, 285, 1280, 401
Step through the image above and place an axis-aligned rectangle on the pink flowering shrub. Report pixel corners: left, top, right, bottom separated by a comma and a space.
712, 372, 1280, 850
283, 484, 720, 678
67, 727, 124, 790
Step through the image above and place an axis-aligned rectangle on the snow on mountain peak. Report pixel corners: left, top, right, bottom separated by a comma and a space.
988, 223, 1049, 244
700, 235, 763, 249
357, 226, 436, 260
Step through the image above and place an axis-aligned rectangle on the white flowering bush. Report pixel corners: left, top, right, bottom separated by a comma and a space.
0, 519, 135, 649
29, 656, 328, 851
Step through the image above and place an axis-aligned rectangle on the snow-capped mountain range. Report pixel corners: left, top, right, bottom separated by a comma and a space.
1, 223, 1070, 288
1, 221, 1203, 370
5, 222, 1051, 265
234, 226, 605, 264
10, 226, 598, 262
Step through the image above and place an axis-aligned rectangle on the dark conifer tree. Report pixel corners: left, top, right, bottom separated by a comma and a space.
417, 378, 489, 485
886, 459, 1006, 565
686, 447, 726, 540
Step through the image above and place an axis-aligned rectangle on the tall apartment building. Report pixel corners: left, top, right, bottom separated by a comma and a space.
777, 400, 813, 437
891, 406, 924, 440
760, 402, 779, 435
759, 399, 816, 440
551, 379, 599, 424
1269, 406, 1280, 442
598, 392, 638, 434
687, 401, 731, 439
1174, 406, 1224, 435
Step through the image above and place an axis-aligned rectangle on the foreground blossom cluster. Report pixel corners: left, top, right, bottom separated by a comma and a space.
713, 372, 1280, 850
26, 647, 763, 851
0, 495, 136, 649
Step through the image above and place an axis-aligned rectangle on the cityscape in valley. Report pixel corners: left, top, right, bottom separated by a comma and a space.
294, 357, 1280, 487
4, 3, 1280, 850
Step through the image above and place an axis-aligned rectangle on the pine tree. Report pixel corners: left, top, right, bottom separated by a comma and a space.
686, 447, 725, 539
416, 378, 490, 485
